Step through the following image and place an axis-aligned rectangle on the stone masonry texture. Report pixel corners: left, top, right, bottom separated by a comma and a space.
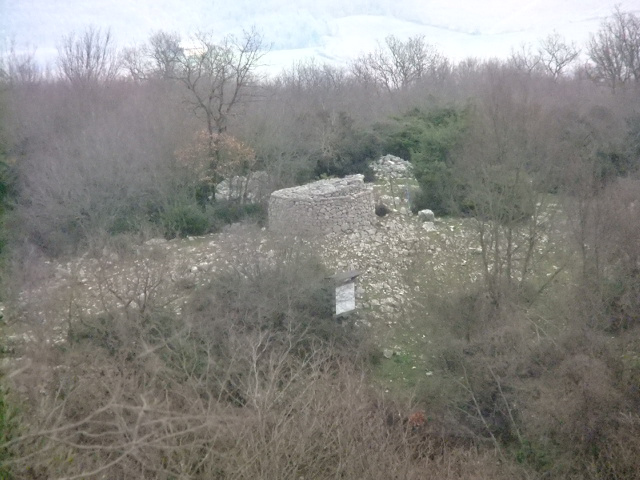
268, 175, 375, 236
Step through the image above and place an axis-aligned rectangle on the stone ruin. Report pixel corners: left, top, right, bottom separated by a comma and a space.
371, 154, 413, 179
215, 171, 270, 203
268, 175, 374, 236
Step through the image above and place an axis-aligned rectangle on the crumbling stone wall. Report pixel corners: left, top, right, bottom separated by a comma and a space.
268, 175, 374, 235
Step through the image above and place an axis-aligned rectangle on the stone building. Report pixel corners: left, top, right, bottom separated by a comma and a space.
268, 175, 374, 236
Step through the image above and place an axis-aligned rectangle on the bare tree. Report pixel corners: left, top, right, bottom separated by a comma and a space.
121, 44, 151, 81
538, 32, 580, 79
455, 66, 562, 307
276, 59, 349, 92
0, 40, 41, 85
148, 31, 183, 80
351, 35, 445, 91
587, 7, 640, 91
508, 43, 542, 75
12, 78, 195, 254
122, 28, 266, 184
57, 27, 120, 84
122, 31, 183, 81
509, 34, 579, 79
175, 29, 266, 174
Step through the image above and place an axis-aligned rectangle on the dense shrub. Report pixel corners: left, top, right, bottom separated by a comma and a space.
187, 246, 350, 351
208, 200, 267, 231
409, 160, 466, 215
154, 196, 267, 239
463, 165, 537, 225
312, 111, 381, 180
160, 202, 210, 238
380, 107, 468, 215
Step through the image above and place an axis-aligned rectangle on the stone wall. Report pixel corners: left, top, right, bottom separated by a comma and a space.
268, 175, 374, 236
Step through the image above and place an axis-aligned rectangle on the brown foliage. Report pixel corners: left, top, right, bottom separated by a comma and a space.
175, 129, 257, 186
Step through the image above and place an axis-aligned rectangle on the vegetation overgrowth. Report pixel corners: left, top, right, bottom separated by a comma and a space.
0, 7, 640, 478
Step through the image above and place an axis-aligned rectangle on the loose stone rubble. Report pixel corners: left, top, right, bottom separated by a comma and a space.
8, 155, 481, 369
371, 154, 413, 179
215, 171, 270, 203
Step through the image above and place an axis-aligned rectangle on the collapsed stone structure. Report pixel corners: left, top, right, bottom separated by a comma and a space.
268, 175, 374, 236
371, 154, 413, 179
215, 171, 270, 203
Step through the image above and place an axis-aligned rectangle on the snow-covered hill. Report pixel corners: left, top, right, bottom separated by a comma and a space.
2, 0, 638, 75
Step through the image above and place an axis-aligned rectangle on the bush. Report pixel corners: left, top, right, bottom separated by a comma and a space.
435, 286, 497, 342
375, 203, 391, 217
409, 161, 465, 215
208, 200, 267, 231
187, 246, 351, 351
463, 165, 537, 225
0, 379, 17, 479
313, 111, 381, 180
379, 107, 468, 215
108, 209, 150, 236
160, 202, 210, 238
377, 109, 426, 161
122, 194, 266, 240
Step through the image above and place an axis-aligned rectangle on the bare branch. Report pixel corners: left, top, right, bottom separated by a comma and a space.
351, 35, 443, 91
509, 43, 542, 75
57, 27, 121, 85
587, 7, 640, 90
538, 32, 580, 78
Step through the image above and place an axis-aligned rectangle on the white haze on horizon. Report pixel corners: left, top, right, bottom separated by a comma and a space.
2, 0, 638, 76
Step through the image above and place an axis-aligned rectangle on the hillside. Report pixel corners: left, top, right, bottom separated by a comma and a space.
2, 11, 640, 477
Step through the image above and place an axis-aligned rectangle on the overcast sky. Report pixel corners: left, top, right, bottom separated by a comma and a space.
2, 0, 639, 75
